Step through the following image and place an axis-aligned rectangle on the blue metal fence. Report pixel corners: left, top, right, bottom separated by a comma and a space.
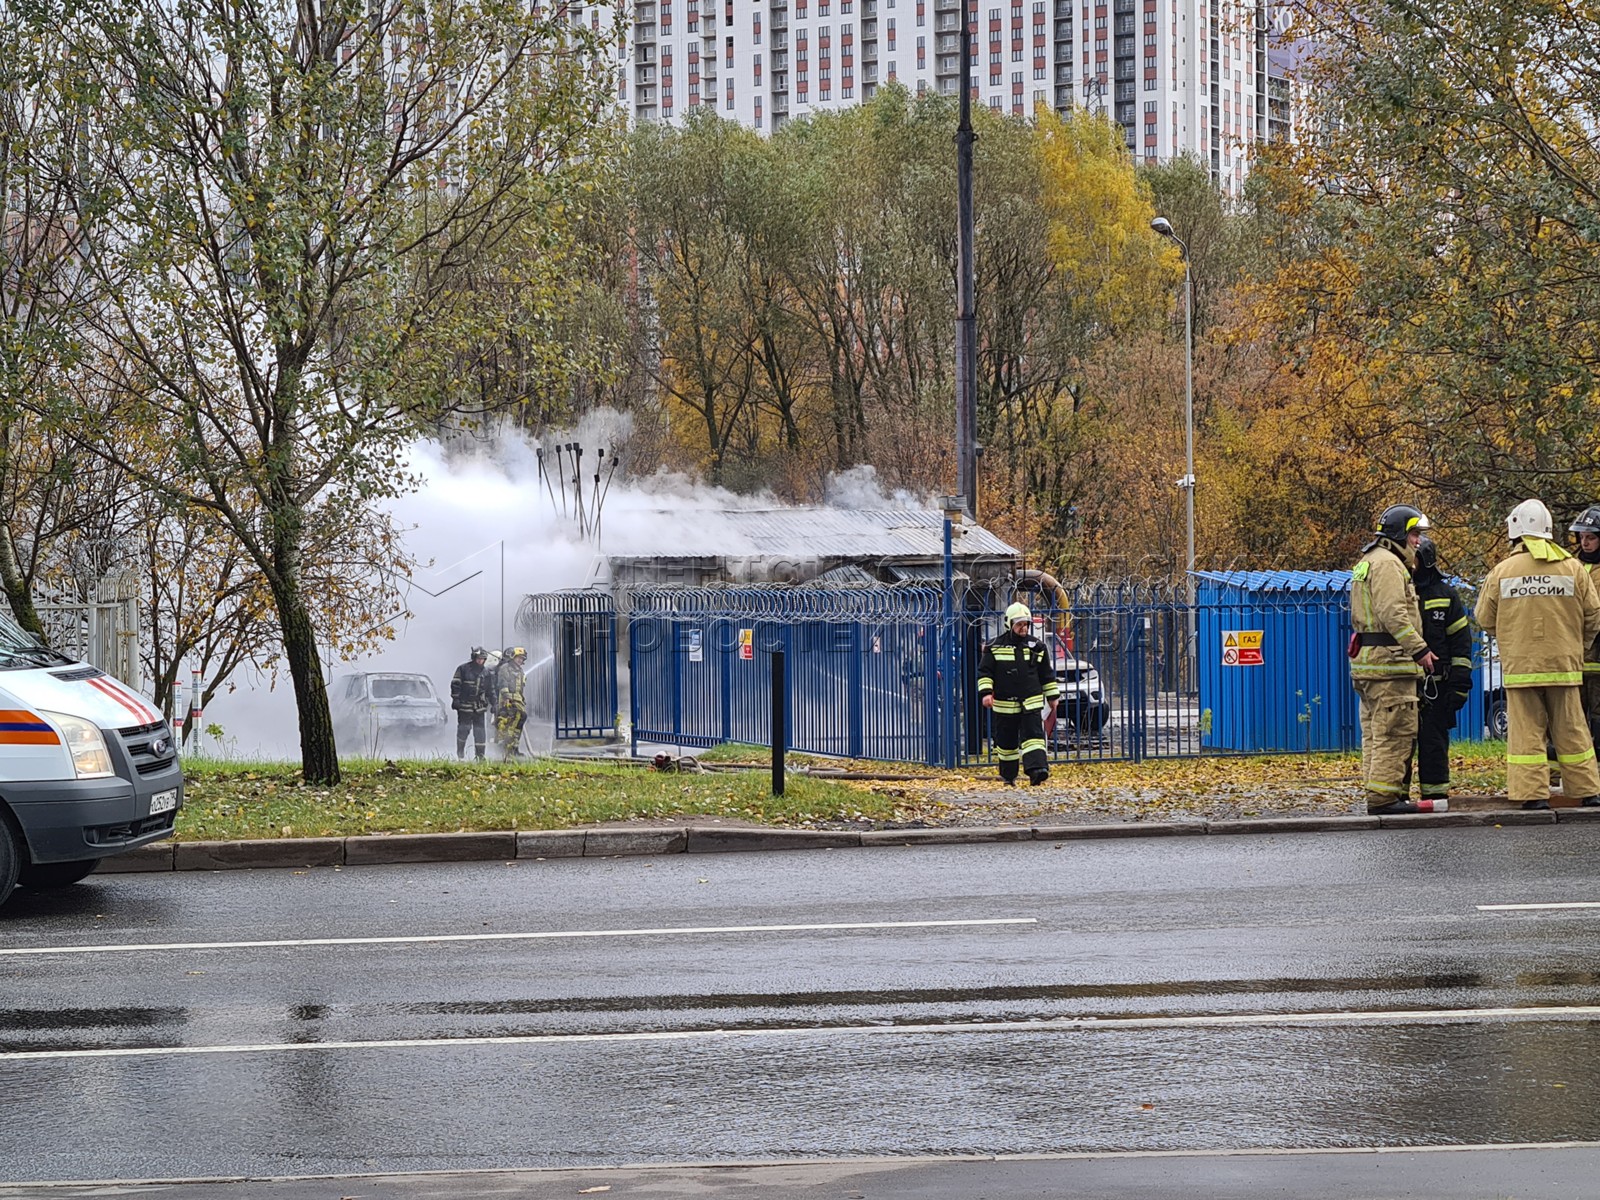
628, 586, 947, 762
624, 581, 1504, 766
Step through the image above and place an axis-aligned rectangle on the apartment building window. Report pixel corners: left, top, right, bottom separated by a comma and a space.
1013, 46, 1022, 59
989, 94, 1002, 107
888, 17, 895, 47
843, 84, 854, 95
819, 0, 829, 11
1033, 63, 1044, 77
1143, 99, 1156, 111
1144, 75, 1155, 88
1095, 37, 1105, 50
1144, 30, 1154, 43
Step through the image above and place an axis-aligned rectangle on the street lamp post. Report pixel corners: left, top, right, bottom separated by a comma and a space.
1151, 215, 1195, 686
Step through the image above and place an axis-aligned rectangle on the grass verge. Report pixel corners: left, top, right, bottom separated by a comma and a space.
177, 741, 1517, 842
177, 757, 895, 842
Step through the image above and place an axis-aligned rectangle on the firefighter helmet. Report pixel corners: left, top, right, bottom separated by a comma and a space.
1414, 535, 1437, 572
1571, 505, 1600, 536
510, 646, 527, 659
471, 646, 487, 659
1507, 498, 1554, 542
1375, 504, 1429, 543
1004, 602, 1032, 626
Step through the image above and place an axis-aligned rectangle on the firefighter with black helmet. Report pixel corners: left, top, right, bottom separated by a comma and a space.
449, 646, 492, 760
1402, 534, 1472, 803
1476, 499, 1600, 809
978, 602, 1061, 786
1349, 504, 1440, 813
1573, 504, 1600, 747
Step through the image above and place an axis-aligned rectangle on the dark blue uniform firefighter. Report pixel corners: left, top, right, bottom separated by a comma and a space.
1403, 536, 1472, 802
978, 602, 1061, 786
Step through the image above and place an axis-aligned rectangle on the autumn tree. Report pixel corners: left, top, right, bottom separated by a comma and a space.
0, 12, 115, 634
41, 0, 620, 782
1255, 0, 1600, 525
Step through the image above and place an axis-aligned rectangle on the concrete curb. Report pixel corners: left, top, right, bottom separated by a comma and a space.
90, 804, 1591, 876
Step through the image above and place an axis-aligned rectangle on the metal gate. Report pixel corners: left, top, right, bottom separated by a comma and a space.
516, 591, 617, 739
35, 598, 144, 690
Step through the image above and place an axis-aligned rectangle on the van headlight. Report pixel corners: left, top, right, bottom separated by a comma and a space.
40, 710, 115, 778
1085, 670, 1102, 691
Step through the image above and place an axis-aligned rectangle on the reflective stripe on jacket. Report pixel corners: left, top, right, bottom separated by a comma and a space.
1349, 540, 1427, 682
1414, 570, 1473, 690
1475, 542, 1600, 688
977, 629, 1061, 710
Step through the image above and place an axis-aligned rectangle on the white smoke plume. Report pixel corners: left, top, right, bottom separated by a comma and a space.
196, 413, 942, 759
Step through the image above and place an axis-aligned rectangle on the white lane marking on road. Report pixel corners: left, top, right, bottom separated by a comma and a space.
0, 917, 1038, 958
7, 1005, 1600, 1063
1478, 901, 1600, 911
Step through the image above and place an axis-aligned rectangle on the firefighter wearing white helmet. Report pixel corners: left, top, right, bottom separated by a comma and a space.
977, 601, 1061, 786
1349, 504, 1440, 814
1476, 499, 1600, 809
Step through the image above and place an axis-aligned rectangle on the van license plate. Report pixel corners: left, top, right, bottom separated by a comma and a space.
149, 789, 178, 815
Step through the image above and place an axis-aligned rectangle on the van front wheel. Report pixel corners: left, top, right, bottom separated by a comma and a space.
0, 816, 20, 908
18, 858, 102, 890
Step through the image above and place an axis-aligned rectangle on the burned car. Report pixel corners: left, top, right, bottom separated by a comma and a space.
329, 672, 450, 757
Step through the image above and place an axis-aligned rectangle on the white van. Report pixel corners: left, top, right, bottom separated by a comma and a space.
0, 609, 182, 907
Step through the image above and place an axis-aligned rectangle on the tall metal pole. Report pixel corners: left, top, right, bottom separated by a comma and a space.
955, 0, 977, 517
1151, 215, 1196, 690
1183, 261, 1194, 607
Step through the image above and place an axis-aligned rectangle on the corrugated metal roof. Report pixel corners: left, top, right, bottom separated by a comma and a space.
1194, 569, 1354, 593
603, 508, 1016, 561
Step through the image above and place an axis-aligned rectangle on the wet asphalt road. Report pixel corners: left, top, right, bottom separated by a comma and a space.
4, 824, 1600, 1192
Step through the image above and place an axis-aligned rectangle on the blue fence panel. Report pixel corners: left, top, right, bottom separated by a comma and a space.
1195, 588, 1356, 753
628, 587, 944, 761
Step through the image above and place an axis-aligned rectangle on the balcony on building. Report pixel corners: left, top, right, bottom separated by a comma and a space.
636, 2, 656, 19
636, 65, 657, 83
1055, 63, 1072, 82
636, 22, 657, 40
864, 62, 878, 81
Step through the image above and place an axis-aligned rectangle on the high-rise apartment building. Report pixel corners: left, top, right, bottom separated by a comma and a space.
576, 0, 1294, 193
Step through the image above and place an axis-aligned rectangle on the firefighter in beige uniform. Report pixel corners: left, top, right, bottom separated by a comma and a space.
1475, 499, 1600, 810
1350, 504, 1439, 814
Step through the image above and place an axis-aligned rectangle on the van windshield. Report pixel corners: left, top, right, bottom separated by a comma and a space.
0, 610, 68, 670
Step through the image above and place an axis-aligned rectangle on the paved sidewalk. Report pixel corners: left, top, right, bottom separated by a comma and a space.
94, 802, 1600, 875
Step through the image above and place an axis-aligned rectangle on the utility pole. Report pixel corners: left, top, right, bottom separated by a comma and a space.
955, 0, 977, 518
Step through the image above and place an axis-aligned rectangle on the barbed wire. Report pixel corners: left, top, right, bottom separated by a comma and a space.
623, 582, 947, 621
